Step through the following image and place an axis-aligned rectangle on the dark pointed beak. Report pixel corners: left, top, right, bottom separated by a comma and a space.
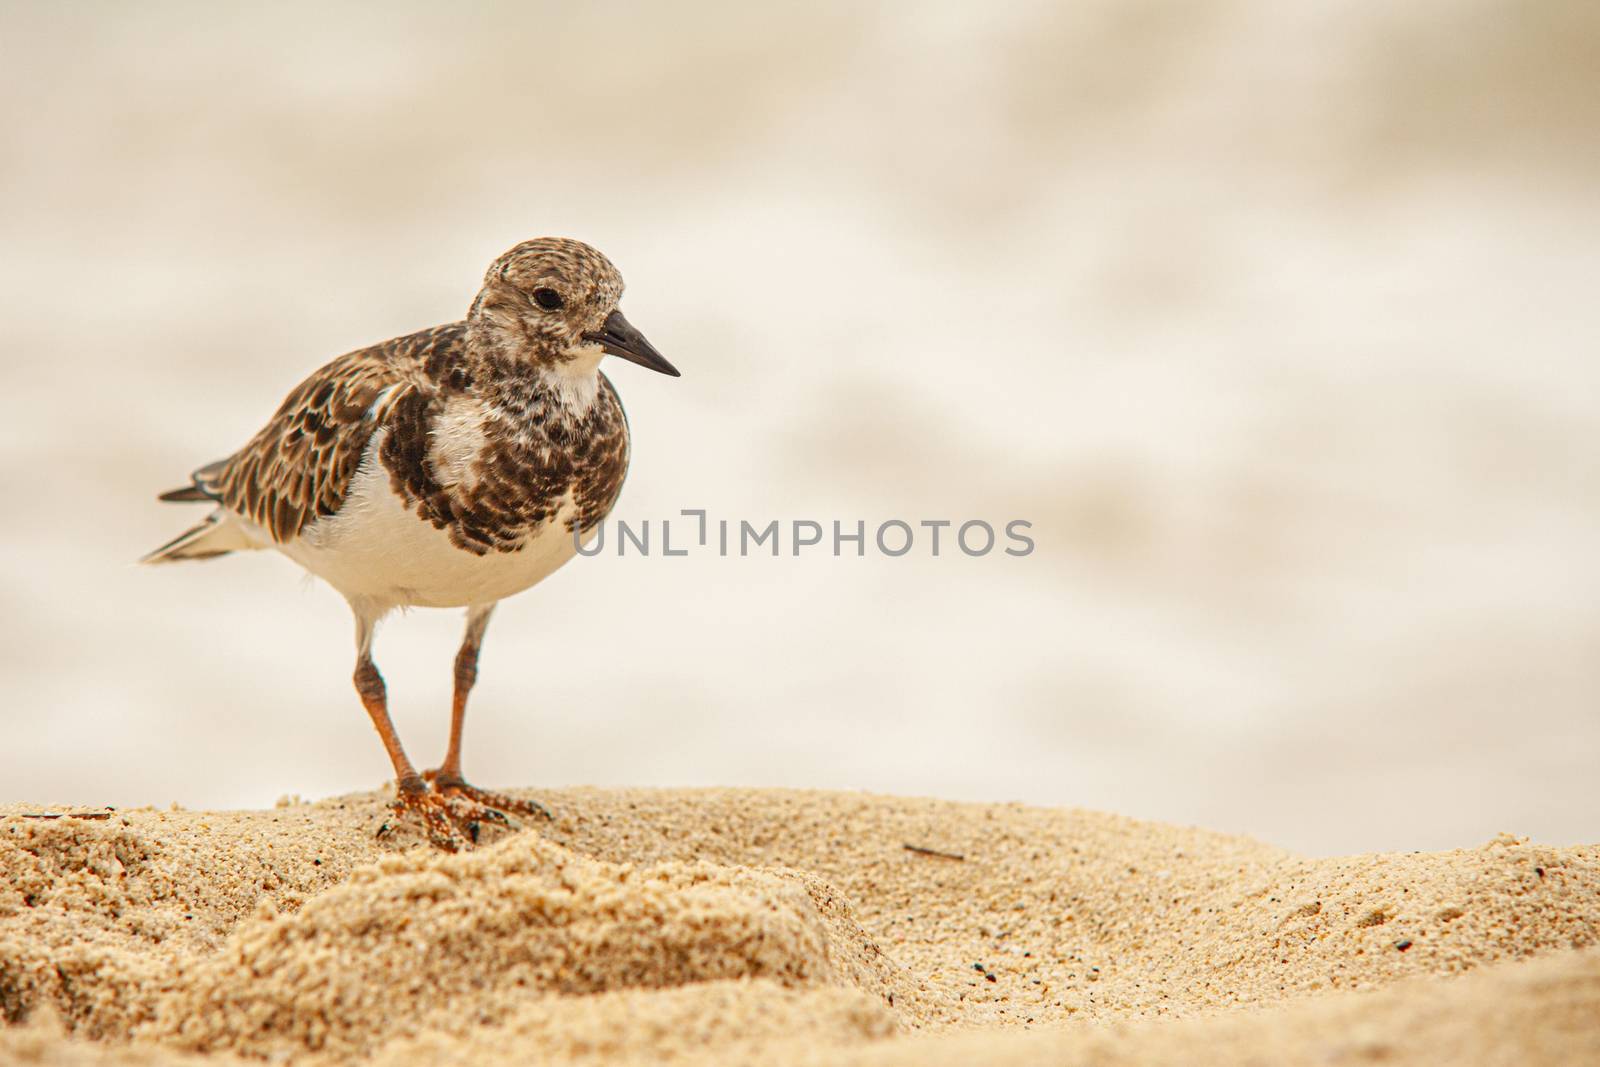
585, 309, 680, 377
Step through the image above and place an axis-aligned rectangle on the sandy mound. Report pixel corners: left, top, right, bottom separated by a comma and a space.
155, 840, 905, 1060
1, 788, 1596, 1065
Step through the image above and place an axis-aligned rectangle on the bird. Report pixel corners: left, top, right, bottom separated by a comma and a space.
144, 237, 679, 849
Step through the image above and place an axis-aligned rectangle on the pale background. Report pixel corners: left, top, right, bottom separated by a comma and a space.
2, 1, 1595, 856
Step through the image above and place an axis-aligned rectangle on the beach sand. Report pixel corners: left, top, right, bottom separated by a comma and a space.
2, 787, 1596, 1065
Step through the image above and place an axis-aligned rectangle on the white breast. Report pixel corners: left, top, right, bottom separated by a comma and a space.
279, 430, 589, 616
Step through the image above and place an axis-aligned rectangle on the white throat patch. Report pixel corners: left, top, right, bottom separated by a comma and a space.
541, 344, 606, 413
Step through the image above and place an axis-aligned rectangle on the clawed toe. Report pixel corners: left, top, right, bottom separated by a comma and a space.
459, 788, 551, 822
425, 770, 553, 823
380, 773, 550, 850
386, 782, 469, 852
447, 797, 511, 826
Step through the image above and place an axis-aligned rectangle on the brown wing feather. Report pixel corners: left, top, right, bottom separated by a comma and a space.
173, 324, 464, 543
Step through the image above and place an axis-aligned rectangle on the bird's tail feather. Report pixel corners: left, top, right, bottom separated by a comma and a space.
157, 485, 215, 503
141, 511, 254, 564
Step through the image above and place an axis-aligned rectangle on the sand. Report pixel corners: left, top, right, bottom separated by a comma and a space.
1, 788, 1596, 1065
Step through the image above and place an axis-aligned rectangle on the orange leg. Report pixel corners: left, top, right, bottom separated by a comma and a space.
355, 613, 524, 850
354, 646, 469, 851
425, 604, 551, 822
435, 609, 485, 782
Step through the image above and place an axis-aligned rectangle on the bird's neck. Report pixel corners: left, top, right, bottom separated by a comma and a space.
462, 322, 605, 422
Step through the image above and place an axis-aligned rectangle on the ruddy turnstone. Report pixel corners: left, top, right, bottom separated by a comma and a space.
144, 237, 679, 849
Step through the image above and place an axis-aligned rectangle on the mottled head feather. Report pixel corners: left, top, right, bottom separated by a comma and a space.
468, 237, 625, 366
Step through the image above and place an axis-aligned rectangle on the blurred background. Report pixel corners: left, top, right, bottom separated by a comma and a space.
1, 1, 1595, 856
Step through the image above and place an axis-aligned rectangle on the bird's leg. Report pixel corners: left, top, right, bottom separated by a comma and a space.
425, 604, 552, 822
352, 615, 466, 851
357, 655, 468, 851
435, 604, 488, 785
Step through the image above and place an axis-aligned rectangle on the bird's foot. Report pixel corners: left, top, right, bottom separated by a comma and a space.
381, 776, 471, 852
424, 769, 553, 823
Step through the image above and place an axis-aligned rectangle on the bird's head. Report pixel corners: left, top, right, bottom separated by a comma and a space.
468, 237, 679, 377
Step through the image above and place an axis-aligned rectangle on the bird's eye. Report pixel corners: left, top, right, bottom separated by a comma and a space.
532, 288, 564, 311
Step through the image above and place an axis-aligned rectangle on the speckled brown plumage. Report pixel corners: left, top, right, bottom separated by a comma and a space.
160, 241, 643, 555
375, 356, 629, 555
179, 326, 442, 542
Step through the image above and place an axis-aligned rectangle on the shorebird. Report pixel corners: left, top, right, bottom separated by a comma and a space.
145, 237, 679, 849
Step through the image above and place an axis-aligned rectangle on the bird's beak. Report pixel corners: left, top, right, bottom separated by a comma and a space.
585, 309, 680, 377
